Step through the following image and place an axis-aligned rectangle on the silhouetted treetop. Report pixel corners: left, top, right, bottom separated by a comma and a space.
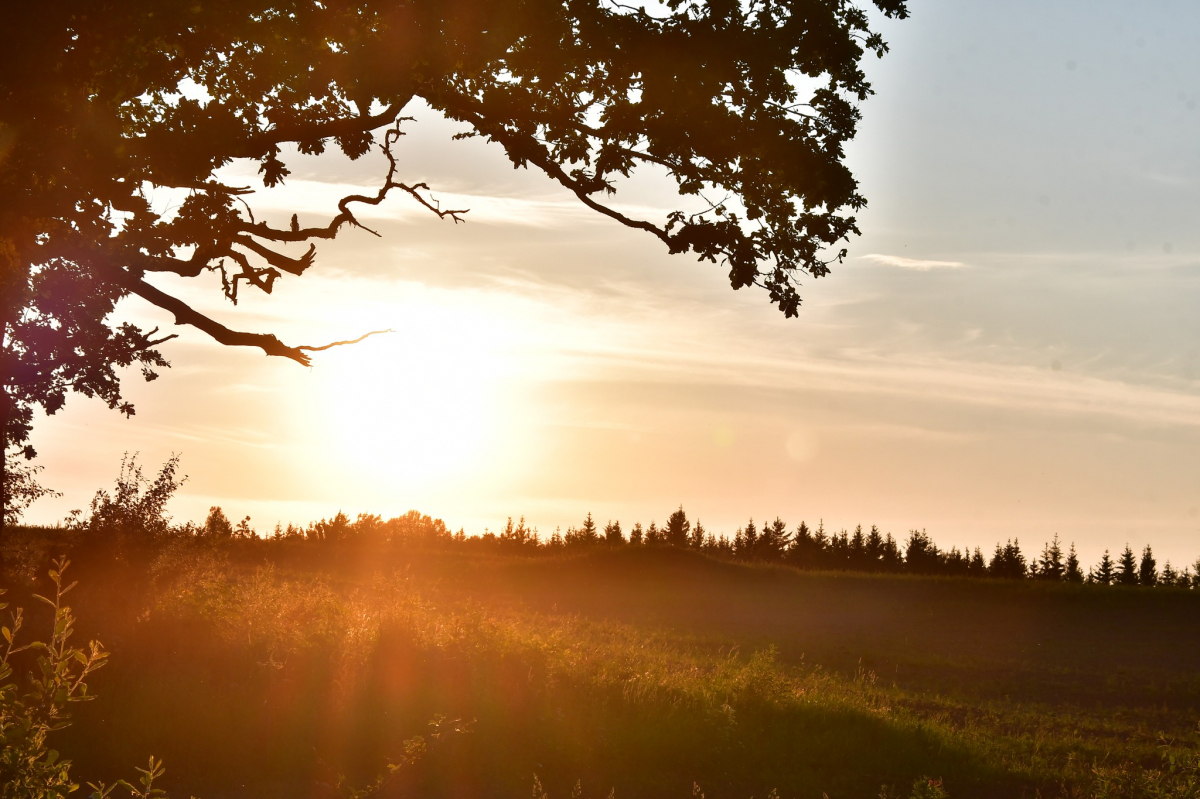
1, 0, 908, 514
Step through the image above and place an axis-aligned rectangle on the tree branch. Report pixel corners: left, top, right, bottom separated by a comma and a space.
297, 329, 393, 352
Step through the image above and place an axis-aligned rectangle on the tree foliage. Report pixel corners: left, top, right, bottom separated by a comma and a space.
0, 0, 908, 514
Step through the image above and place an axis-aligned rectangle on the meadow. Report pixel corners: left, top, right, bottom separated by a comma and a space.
2, 519, 1199, 799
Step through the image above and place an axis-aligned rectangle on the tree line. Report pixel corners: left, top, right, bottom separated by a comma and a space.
218, 503, 1198, 589
22, 456, 1194, 590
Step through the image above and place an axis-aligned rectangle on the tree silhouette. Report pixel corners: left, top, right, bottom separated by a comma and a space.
1116, 545, 1139, 586
755, 517, 787, 561
865, 525, 884, 571
1064, 544, 1084, 584
1138, 545, 1158, 587
689, 519, 706, 551
989, 540, 1027, 580
902, 530, 941, 575
1037, 535, 1065, 581
968, 547, 987, 577
665, 506, 690, 548
1091, 550, 1115, 586
603, 519, 624, 547
1, 0, 909, 520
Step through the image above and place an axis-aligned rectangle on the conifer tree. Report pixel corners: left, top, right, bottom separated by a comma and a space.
881, 533, 903, 572
864, 525, 883, 570
645, 521, 662, 546
1138, 545, 1158, 587
743, 519, 759, 559
788, 521, 813, 568
732, 527, 745, 558
1038, 535, 1065, 581
690, 519, 706, 550
989, 539, 1027, 579
1116, 545, 1138, 586
579, 512, 599, 544
603, 520, 624, 547
968, 546, 987, 577
1064, 544, 1084, 583
665, 506, 690, 547
1161, 561, 1178, 587
903, 529, 940, 575
758, 517, 790, 562
629, 522, 644, 546
1092, 550, 1115, 585
849, 524, 866, 568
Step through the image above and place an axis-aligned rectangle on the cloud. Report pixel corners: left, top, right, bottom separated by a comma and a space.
859, 253, 965, 270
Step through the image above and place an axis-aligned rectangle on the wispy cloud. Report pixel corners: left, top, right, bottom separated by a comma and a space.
860, 253, 965, 270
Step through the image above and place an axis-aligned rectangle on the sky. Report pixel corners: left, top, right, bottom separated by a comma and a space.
25, 0, 1200, 568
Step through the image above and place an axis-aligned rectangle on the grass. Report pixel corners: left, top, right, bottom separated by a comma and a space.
4, 533, 1199, 798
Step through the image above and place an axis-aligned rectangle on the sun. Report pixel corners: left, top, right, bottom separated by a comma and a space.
312, 288, 519, 491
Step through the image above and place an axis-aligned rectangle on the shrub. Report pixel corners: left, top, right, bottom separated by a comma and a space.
0, 559, 163, 799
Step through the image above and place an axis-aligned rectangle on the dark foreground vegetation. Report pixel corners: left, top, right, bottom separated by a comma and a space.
3, 460, 1200, 799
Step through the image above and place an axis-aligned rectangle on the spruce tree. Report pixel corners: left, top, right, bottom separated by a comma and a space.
881, 533, 902, 572
849, 525, 866, 568
743, 519, 759, 559
629, 523, 644, 546
690, 519, 706, 550
968, 546, 987, 577
579, 512, 599, 545
1038, 535, 1065, 581
866, 525, 884, 570
665, 506, 690, 547
1064, 543, 1084, 583
1116, 545, 1138, 586
758, 517, 790, 561
1092, 550, 1115, 585
1138, 545, 1158, 587
603, 520, 624, 547
789, 521, 813, 567
1161, 561, 1178, 587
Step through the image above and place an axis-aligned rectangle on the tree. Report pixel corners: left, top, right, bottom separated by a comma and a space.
664, 506, 690, 547
741, 519, 759, 559
204, 506, 234, 538
603, 519, 624, 547
689, 519, 706, 551
1037, 535, 1065, 581
0, 0, 909, 523
989, 539, 1027, 580
903, 529, 940, 575
848, 524, 866, 568
967, 546, 987, 577
1091, 550, 1114, 586
1138, 545, 1157, 587
1064, 543, 1084, 583
1116, 545, 1139, 586
864, 525, 884, 570
758, 517, 790, 562
578, 512, 599, 545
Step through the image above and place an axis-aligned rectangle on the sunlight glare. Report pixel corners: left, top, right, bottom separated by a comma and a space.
314, 292, 520, 490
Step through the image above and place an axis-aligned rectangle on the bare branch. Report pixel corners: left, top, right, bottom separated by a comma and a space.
297, 329, 393, 352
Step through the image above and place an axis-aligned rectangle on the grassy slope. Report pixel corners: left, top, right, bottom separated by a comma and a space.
12, 541, 1198, 799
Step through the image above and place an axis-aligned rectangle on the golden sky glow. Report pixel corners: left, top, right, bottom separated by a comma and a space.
28, 1, 1200, 568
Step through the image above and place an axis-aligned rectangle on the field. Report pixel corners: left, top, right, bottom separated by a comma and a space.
4, 532, 1200, 799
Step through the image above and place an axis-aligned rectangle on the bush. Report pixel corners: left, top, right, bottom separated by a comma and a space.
0, 559, 162, 799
